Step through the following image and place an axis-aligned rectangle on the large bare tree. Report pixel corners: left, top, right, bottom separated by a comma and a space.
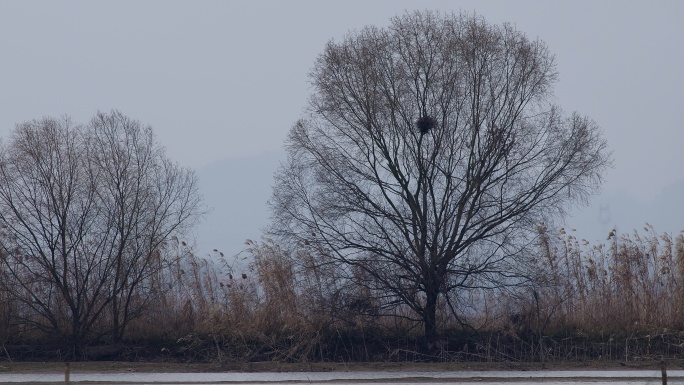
0, 112, 201, 357
270, 11, 610, 350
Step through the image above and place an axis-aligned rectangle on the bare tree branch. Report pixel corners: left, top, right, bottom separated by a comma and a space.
0, 111, 202, 358
270, 11, 610, 351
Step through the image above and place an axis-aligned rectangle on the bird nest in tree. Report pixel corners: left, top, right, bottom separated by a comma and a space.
416, 115, 437, 134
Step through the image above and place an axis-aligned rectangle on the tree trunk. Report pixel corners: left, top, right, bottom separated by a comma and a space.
423, 290, 439, 357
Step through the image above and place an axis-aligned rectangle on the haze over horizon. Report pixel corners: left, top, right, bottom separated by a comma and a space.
1, 1, 682, 257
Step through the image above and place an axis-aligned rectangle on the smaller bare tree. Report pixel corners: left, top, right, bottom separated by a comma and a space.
85, 111, 202, 342
0, 112, 202, 357
0, 117, 100, 354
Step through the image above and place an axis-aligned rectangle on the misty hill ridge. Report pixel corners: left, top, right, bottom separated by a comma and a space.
196, 151, 684, 255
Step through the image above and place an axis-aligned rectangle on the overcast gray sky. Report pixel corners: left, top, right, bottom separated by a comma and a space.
1, 1, 682, 256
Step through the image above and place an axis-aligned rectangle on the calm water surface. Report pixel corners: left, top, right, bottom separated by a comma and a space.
0, 369, 682, 384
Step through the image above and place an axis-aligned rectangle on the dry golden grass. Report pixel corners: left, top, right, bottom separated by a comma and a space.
3, 227, 684, 362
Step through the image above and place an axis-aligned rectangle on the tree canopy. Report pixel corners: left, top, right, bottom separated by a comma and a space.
0, 111, 202, 357
270, 11, 610, 350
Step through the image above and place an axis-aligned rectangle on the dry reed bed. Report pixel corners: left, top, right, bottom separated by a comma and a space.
2, 228, 684, 362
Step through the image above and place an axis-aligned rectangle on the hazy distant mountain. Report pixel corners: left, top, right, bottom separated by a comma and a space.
193, 150, 285, 258
194, 150, 684, 256
567, 178, 684, 242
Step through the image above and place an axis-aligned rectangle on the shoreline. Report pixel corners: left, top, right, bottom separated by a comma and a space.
1, 359, 681, 374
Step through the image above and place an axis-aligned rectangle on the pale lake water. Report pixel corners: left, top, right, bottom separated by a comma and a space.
0, 369, 682, 384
